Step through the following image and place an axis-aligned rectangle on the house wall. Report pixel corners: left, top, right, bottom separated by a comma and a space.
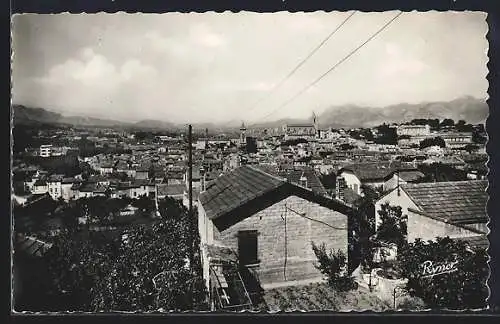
207, 195, 348, 287
61, 183, 76, 201
340, 171, 362, 195
33, 185, 48, 195
48, 182, 62, 200
407, 209, 482, 243
374, 188, 419, 231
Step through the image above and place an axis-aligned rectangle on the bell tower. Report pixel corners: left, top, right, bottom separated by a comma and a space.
240, 121, 247, 147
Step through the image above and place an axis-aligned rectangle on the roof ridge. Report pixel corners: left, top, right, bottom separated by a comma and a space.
247, 165, 286, 183
402, 179, 487, 187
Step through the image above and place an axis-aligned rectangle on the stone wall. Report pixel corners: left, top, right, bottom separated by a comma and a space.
212, 195, 348, 286
407, 209, 481, 242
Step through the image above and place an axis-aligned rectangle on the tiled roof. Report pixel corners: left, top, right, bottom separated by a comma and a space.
394, 170, 426, 182
402, 180, 488, 224
255, 165, 328, 196
62, 177, 76, 184
340, 162, 397, 181
47, 174, 64, 182
199, 165, 285, 220
157, 184, 186, 197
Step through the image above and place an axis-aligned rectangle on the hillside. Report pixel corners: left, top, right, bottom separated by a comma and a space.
317, 96, 488, 128
12, 96, 488, 130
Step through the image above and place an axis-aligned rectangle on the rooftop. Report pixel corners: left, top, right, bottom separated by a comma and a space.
199, 165, 284, 220
340, 162, 398, 181
402, 180, 488, 224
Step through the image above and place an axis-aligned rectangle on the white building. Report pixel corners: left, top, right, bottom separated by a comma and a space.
40, 145, 53, 158
396, 125, 431, 137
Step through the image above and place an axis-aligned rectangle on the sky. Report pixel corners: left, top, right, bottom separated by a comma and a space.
12, 11, 488, 124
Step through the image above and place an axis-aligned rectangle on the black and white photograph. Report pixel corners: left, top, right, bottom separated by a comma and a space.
11, 11, 490, 312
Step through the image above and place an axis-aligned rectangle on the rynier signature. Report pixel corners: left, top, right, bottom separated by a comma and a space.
421, 260, 459, 278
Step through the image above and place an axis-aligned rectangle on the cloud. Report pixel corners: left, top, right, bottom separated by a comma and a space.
377, 43, 428, 79
189, 23, 226, 48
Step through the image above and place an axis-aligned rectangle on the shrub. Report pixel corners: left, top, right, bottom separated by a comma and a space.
311, 242, 357, 292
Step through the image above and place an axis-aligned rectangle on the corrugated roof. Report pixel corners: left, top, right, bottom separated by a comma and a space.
199, 165, 285, 220
402, 180, 488, 224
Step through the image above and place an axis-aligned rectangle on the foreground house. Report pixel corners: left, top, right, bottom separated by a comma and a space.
375, 180, 488, 243
197, 165, 352, 309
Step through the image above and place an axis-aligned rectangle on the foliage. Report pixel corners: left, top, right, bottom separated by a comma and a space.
375, 203, 407, 248
349, 185, 378, 272
38, 197, 208, 312
418, 163, 467, 182
410, 118, 440, 130
455, 120, 474, 132
280, 138, 308, 146
419, 136, 446, 149
440, 118, 455, 128
374, 124, 397, 145
349, 129, 374, 141
397, 237, 489, 309
311, 242, 357, 292
339, 143, 356, 151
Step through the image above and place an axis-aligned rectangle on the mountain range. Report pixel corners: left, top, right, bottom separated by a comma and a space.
12, 96, 488, 131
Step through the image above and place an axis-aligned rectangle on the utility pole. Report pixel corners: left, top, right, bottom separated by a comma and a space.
188, 125, 193, 222
187, 124, 194, 309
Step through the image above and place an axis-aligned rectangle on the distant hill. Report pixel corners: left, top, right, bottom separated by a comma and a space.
12, 96, 488, 131
251, 96, 488, 129
12, 105, 129, 128
317, 96, 488, 128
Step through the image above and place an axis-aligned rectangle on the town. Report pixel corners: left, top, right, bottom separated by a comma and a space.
12, 113, 489, 311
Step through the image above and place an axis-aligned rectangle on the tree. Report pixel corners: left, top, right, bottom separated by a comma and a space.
440, 118, 455, 128
374, 124, 397, 145
311, 242, 357, 292
419, 136, 446, 149
376, 203, 407, 249
397, 237, 488, 309
37, 198, 208, 312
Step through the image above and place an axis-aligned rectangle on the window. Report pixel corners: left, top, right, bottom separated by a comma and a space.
238, 230, 259, 266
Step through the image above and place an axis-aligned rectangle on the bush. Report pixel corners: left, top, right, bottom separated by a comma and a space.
311, 242, 357, 292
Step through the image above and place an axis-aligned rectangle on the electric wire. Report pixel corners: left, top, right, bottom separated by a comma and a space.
244, 11, 357, 119
257, 11, 404, 122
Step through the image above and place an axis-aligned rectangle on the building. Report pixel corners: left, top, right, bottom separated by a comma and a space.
197, 165, 352, 303
374, 180, 488, 242
396, 125, 431, 137
240, 122, 247, 148
337, 162, 397, 195
47, 174, 64, 200
283, 124, 316, 141
39, 145, 53, 158
439, 132, 474, 149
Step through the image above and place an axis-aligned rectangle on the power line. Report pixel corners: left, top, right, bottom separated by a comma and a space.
244, 11, 357, 118
258, 11, 404, 122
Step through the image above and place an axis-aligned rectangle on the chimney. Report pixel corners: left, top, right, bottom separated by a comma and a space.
299, 171, 308, 188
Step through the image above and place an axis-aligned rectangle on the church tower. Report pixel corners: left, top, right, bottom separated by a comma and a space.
240, 121, 247, 147
312, 111, 320, 138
